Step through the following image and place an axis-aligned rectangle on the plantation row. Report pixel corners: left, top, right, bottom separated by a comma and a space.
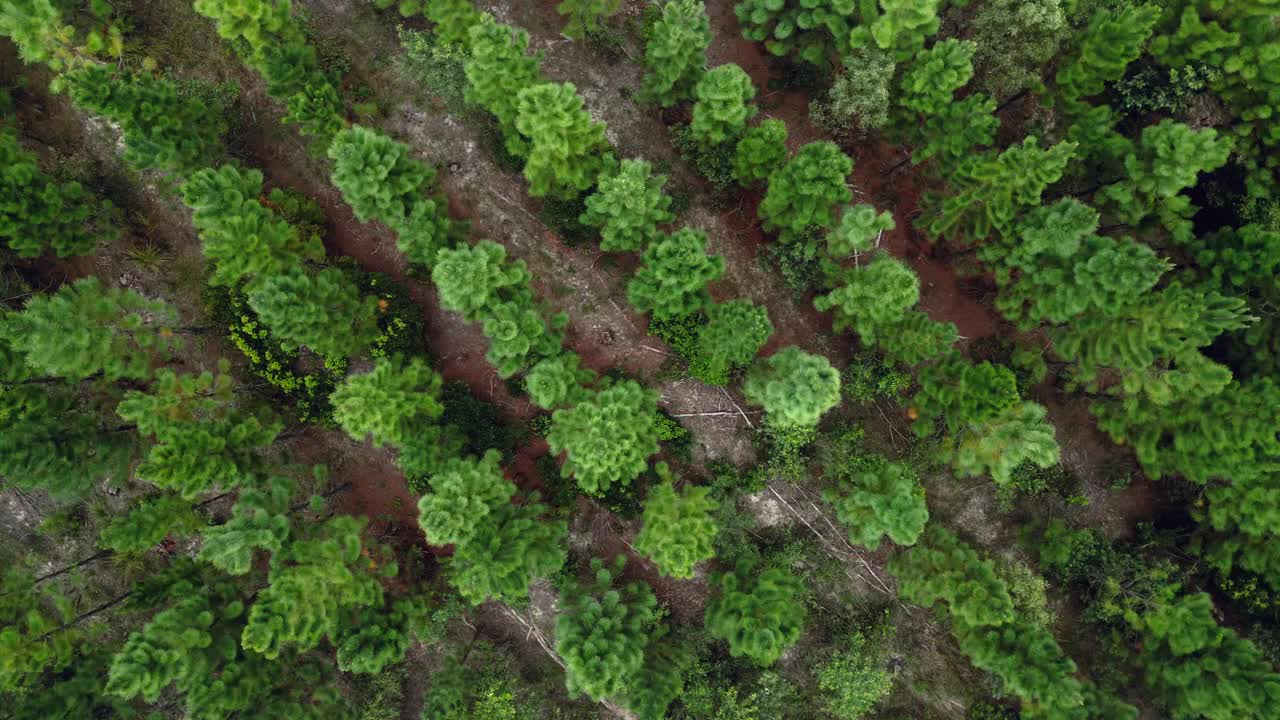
1, 1, 1279, 719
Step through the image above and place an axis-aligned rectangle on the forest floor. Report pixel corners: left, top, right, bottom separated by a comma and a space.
0, 1, 1176, 717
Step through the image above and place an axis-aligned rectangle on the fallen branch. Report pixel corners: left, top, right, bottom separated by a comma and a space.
719, 387, 756, 430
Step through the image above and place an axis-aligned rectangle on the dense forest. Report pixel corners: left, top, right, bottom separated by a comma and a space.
1, 0, 1278, 718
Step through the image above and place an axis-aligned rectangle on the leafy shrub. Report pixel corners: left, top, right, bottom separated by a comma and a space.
671, 124, 738, 191
398, 27, 470, 114
842, 352, 910, 402
816, 623, 895, 720
557, 0, 619, 40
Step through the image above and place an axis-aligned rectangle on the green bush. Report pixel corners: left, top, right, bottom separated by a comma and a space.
816, 623, 895, 720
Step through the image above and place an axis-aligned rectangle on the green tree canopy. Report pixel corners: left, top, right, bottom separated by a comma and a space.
690, 64, 757, 146
733, 118, 789, 185
705, 564, 807, 665
580, 159, 674, 253
695, 299, 774, 386
634, 476, 720, 578
627, 227, 726, 320
465, 15, 545, 156
0, 130, 116, 258
514, 82, 611, 199
2, 277, 178, 381
823, 458, 927, 550
547, 380, 661, 495
759, 141, 853, 241
744, 347, 842, 428
247, 267, 380, 361
556, 558, 658, 701
641, 0, 712, 106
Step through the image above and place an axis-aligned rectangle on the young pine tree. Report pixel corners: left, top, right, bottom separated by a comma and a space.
695, 299, 773, 386
641, 0, 712, 107
759, 141, 853, 241
705, 563, 807, 665
690, 64, 757, 146
465, 15, 545, 157
557, 0, 619, 39
547, 380, 661, 495
733, 118, 789, 186
743, 346, 842, 428
246, 267, 381, 361
823, 458, 927, 550
634, 474, 720, 578
556, 558, 659, 701
626, 228, 725, 320
579, 158, 675, 252
514, 83, 611, 199
0, 130, 117, 258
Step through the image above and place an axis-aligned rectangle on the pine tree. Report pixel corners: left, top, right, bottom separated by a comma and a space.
634, 475, 720, 578
335, 598, 420, 674
64, 65, 225, 173
695, 299, 773, 386
547, 380, 661, 495
743, 346, 842, 428
690, 64, 757, 146
733, 118, 789, 186
897, 39, 975, 117
823, 458, 927, 550
98, 494, 204, 554
949, 401, 1061, 487
330, 355, 457, 475
556, 558, 658, 701
922, 138, 1076, 245
825, 204, 894, 259
641, 0, 712, 107
625, 637, 692, 720
0, 386, 128, 500
815, 253, 919, 344
969, 0, 1067, 100
810, 47, 895, 135
1134, 592, 1280, 720
0, 567, 80, 695
465, 15, 545, 157
116, 366, 282, 498
525, 352, 596, 411
241, 516, 384, 659
328, 126, 453, 266
580, 159, 675, 253
181, 165, 326, 288
705, 563, 807, 665
246, 267, 381, 360
909, 356, 1020, 437
2, 277, 178, 381
425, 0, 482, 47
514, 83, 611, 199
557, 0, 619, 39
417, 451, 567, 604
1053, 3, 1161, 111
890, 527, 1015, 628
197, 477, 291, 575
759, 141, 853, 241
627, 227, 726, 320
0, 130, 117, 258
953, 622, 1085, 718
734, 0, 856, 66
876, 310, 958, 366
1098, 120, 1232, 241
105, 594, 217, 703
909, 94, 998, 170
432, 240, 567, 377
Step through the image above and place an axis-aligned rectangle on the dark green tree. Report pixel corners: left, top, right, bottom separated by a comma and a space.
759, 141, 853, 241
0, 130, 116, 258
247, 267, 380, 360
